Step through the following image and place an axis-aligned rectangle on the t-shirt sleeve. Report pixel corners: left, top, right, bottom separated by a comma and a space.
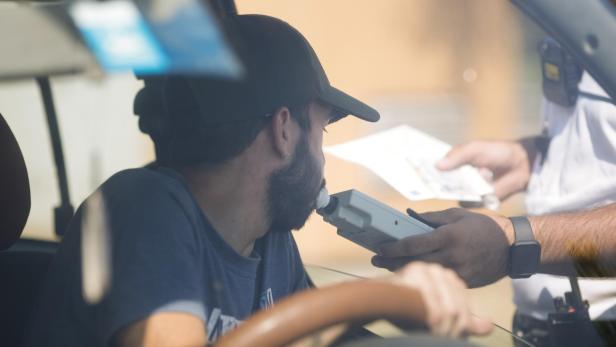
94, 178, 204, 344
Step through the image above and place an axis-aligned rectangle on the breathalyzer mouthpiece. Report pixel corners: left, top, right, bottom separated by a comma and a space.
316, 187, 338, 216
316, 187, 330, 210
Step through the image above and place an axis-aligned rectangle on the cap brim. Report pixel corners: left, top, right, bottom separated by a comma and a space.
319, 86, 380, 122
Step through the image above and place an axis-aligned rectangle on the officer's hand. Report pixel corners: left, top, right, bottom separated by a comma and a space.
391, 262, 493, 338
373, 208, 514, 288
436, 139, 535, 200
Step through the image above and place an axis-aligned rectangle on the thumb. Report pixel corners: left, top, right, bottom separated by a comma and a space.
492, 172, 527, 200
436, 142, 483, 171
415, 208, 465, 226
468, 315, 493, 336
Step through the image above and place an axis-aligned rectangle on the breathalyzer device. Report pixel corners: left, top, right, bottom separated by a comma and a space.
316, 188, 434, 253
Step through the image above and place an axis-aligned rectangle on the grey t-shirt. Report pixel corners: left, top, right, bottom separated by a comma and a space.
26, 167, 309, 346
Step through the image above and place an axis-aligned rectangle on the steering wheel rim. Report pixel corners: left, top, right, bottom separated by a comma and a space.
215, 280, 427, 347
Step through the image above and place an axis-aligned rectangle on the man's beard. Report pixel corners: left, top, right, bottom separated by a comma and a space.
267, 131, 324, 232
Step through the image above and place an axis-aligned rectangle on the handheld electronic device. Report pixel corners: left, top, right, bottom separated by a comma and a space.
539, 37, 614, 107
316, 189, 434, 253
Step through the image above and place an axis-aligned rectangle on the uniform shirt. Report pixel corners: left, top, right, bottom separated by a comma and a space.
26, 167, 309, 346
513, 72, 616, 320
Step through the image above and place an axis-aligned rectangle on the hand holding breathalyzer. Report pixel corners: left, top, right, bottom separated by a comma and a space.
317, 188, 514, 287
372, 208, 514, 288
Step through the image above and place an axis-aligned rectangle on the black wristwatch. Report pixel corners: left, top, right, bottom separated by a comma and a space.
508, 216, 541, 279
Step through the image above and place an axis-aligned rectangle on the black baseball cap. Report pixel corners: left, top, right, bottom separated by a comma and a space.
153, 14, 380, 126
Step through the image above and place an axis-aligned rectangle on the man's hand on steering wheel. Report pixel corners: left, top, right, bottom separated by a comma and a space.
390, 262, 493, 338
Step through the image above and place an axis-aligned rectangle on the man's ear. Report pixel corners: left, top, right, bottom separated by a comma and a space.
269, 106, 295, 159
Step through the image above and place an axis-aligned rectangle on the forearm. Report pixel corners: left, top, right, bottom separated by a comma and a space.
113, 312, 207, 347
529, 202, 616, 276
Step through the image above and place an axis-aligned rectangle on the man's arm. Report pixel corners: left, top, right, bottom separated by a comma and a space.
531, 203, 616, 276
373, 202, 616, 287
93, 175, 208, 346
112, 264, 492, 347
113, 312, 207, 347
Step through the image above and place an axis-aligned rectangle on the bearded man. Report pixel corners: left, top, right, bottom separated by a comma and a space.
27, 15, 491, 347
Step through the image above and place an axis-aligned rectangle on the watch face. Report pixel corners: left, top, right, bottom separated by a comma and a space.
510, 242, 541, 278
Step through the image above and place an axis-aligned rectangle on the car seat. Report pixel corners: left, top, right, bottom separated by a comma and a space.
0, 112, 56, 346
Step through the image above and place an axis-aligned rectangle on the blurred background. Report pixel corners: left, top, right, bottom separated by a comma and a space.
0, 0, 548, 335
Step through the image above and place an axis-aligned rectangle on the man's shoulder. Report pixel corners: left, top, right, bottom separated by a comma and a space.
104, 167, 185, 195
81, 167, 206, 245
98, 167, 195, 211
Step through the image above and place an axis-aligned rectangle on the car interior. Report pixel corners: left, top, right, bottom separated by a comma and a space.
2, 0, 615, 346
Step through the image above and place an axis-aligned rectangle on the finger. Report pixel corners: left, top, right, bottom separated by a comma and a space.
436, 142, 483, 171
427, 265, 458, 337
406, 208, 441, 228
444, 270, 470, 338
492, 172, 526, 200
417, 209, 466, 226
468, 315, 494, 336
478, 167, 494, 182
395, 264, 442, 335
371, 255, 407, 271
372, 250, 451, 271
377, 227, 451, 258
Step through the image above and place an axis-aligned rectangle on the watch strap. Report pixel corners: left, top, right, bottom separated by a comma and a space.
510, 216, 535, 243
508, 216, 541, 279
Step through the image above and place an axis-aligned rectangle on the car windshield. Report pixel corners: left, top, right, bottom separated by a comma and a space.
1, 1, 564, 346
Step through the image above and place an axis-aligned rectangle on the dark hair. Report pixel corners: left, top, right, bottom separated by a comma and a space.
134, 79, 311, 168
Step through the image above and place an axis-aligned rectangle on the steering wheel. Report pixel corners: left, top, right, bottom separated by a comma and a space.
215, 280, 428, 347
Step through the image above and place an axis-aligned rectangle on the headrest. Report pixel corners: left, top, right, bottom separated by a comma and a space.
0, 113, 30, 250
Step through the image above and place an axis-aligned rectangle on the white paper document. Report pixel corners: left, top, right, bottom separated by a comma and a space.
325, 125, 494, 202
